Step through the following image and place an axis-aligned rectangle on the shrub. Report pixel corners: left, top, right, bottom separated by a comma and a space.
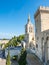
12, 55, 18, 60
18, 48, 27, 65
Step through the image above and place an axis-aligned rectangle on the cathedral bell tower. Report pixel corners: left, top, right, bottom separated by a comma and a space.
25, 15, 33, 34
25, 15, 34, 48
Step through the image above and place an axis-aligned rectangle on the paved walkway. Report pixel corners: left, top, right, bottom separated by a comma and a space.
27, 53, 44, 65
0, 58, 19, 65
0, 58, 6, 65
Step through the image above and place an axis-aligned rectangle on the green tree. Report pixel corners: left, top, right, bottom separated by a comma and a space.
17, 35, 24, 43
18, 48, 27, 65
4, 34, 25, 48
6, 50, 11, 65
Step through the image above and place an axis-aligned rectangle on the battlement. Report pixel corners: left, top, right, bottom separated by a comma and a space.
39, 6, 49, 11
34, 6, 49, 18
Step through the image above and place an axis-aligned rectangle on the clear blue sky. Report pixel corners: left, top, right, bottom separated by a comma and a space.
0, 0, 49, 39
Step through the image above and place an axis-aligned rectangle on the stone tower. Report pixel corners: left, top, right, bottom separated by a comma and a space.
34, 6, 49, 63
25, 15, 35, 48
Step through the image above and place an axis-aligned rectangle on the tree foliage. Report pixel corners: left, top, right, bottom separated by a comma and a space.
4, 34, 24, 49
18, 48, 27, 65
6, 50, 11, 65
17, 35, 24, 43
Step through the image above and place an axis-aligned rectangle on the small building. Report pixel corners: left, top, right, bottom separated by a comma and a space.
0, 39, 10, 44
5, 46, 22, 58
0, 39, 10, 49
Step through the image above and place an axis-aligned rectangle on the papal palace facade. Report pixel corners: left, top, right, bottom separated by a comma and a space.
25, 6, 49, 64
34, 6, 49, 63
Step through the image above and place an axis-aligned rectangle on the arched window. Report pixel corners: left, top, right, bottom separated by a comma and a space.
46, 36, 49, 40
29, 27, 32, 32
32, 37, 34, 40
37, 37, 39, 40
41, 37, 44, 41
36, 44, 38, 48
25, 26, 27, 33
41, 37, 44, 48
